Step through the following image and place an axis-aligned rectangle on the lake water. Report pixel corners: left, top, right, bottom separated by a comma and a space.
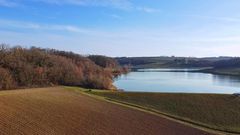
114, 69, 240, 94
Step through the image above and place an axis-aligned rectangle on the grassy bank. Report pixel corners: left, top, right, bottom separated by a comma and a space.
201, 68, 240, 76
83, 90, 240, 134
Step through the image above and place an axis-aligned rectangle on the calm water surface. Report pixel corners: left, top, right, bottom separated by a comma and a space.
114, 69, 240, 94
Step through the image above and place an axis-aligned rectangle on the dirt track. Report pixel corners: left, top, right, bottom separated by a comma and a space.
0, 87, 213, 135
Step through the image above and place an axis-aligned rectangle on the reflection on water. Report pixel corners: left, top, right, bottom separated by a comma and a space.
114, 70, 240, 94
212, 75, 240, 87
137, 68, 210, 72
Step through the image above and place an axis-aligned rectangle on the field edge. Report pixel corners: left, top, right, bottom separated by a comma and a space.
65, 87, 238, 135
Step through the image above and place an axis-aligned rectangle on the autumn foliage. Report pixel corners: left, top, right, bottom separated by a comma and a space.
0, 44, 120, 90
89, 55, 130, 76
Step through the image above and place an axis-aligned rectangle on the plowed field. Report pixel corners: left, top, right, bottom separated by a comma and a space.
0, 87, 212, 135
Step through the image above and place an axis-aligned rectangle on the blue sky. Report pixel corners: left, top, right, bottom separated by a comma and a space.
0, 0, 240, 57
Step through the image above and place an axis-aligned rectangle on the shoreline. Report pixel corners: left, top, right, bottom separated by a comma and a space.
130, 67, 240, 77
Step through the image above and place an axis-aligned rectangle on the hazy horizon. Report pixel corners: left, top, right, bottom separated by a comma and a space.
1, 0, 240, 57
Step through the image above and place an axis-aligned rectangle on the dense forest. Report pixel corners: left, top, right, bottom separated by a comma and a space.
89, 55, 130, 76
0, 44, 126, 90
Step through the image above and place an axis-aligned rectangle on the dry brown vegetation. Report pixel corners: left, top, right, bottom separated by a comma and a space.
89, 55, 130, 76
0, 87, 212, 135
0, 44, 126, 90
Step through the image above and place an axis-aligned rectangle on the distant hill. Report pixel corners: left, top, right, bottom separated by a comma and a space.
116, 56, 236, 69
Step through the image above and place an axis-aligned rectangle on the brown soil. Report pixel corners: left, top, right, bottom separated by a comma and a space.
0, 87, 213, 135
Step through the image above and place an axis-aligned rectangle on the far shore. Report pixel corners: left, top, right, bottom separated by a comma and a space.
130, 67, 240, 77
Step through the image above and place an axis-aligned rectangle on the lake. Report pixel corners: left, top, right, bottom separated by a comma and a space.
114, 69, 240, 94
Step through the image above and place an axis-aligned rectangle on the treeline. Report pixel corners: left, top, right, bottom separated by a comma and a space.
88, 55, 118, 69
88, 55, 130, 76
0, 45, 124, 90
116, 56, 240, 69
